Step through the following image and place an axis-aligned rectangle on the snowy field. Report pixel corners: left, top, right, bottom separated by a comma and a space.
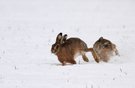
0, 0, 135, 88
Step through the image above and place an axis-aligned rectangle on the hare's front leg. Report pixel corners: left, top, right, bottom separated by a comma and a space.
58, 58, 66, 66
115, 49, 120, 56
68, 59, 76, 64
112, 44, 120, 56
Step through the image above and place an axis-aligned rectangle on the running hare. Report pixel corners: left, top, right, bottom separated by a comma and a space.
91, 37, 119, 62
51, 33, 94, 65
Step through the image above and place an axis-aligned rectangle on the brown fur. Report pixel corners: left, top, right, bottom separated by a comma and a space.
91, 37, 119, 62
51, 33, 90, 65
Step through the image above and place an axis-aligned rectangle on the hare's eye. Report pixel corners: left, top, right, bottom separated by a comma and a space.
55, 45, 59, 49
104, 44, 108, 48
103, 42, 111, 48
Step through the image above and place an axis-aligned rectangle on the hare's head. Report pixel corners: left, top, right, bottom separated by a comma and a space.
93, 37, 119, 62
97, 37, 113, 50
51, 33, 67, 54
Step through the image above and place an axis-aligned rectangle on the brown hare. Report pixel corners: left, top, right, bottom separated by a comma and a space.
51, 33, 96, 65
91, 37, 119, 62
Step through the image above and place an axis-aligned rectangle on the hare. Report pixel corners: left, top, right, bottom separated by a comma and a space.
91, 37, 119, 62
51, 33, 95, 65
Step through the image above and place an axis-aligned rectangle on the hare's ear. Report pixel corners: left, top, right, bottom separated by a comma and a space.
56, 33, 62, 43
60, 34, 67, 44
63, 34, 67, 42
98, 37, 103, 42
99, 37, 103, 40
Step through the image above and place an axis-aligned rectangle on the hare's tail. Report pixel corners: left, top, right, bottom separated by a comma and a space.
86, 48, 100, 63
86, 48, 93, 52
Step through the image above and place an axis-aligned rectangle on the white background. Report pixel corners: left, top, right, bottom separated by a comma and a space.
0, 0, 135, 88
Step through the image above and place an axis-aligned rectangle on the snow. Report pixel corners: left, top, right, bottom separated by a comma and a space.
0, 0, 135, 88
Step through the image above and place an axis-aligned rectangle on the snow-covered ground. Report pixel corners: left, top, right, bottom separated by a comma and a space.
0, 0, 135, 88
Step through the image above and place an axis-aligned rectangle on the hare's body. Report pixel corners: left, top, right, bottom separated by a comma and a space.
56, 38, 88, 65
51, 33, 90, 65
92, 37, 119, 62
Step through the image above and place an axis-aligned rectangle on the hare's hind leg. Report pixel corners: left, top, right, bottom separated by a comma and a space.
82, 54, 89, 62
88, 48, 100, 63
81, 52, 89, 62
